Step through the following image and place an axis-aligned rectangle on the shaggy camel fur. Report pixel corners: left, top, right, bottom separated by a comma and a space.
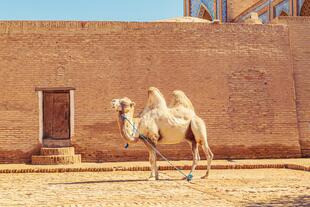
111, 87, 213, 180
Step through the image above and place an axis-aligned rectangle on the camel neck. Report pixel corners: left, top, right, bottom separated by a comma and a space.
117, 110, 139, 143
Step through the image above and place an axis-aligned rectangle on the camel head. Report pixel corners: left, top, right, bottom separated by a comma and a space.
111, 97, 135, 114
111, 97, 139, 143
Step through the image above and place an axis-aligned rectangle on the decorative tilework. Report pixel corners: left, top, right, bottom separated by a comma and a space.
217, 0, 220, 19
259, 12, 269, 23
298, 0, 305, 15
185, 0, 189, 16
222, 0, 227, 22
240, 1, 270, 21
274, 0, 290, 17
191, 0, 215, 19
190, 0, 302, 22
201, 0, 215, 19
191, 0, 201, 16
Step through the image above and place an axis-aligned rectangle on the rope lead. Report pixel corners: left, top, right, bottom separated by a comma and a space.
121, 114, 193, 182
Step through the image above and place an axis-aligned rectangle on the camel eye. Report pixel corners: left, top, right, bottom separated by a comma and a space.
121, 102, 129, 107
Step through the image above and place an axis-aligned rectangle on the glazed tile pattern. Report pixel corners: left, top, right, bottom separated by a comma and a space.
240, 1, 270, 21
191, 0, 215, 19
274, 0, 290, 17
259, 12, 269, 23
222, 0, 227, 22
298, 0, 305, 14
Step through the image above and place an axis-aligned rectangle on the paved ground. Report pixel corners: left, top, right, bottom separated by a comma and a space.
0, 168, 309, 207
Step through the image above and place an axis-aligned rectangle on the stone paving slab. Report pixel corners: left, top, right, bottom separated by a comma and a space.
0, 159, 309, 173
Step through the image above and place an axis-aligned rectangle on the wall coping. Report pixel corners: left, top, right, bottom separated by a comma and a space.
0, 20, 290, 33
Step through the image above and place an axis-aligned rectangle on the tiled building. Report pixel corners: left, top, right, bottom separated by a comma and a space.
184, 0, 310, 23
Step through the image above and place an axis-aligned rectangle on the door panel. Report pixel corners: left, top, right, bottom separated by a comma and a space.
53, 93, 70, 138
43, 93, 54, 138
43, 92, 70, 139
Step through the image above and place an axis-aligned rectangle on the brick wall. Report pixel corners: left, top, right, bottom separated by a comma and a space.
0, 21, 302, 163
274, 17, 310, 157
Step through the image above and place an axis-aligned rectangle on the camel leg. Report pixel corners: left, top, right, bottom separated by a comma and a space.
189, 141, 200, 176
146, 144, 159, 181
201, 142, 213, 179
149, 149, 159, 180
183, 140, 199, 180
197, 149, 201, 161
190, 117, 213, 179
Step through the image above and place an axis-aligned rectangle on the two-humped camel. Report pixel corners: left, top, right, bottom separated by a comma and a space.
111, 87, 213, 180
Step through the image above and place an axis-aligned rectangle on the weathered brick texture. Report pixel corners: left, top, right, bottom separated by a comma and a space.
274, 17, 310, 157
0, 20, 305, 163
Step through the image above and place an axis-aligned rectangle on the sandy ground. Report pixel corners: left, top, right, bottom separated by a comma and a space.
0, 169, 309, 207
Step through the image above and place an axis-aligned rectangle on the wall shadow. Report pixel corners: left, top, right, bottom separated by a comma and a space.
245, 195, 310, 207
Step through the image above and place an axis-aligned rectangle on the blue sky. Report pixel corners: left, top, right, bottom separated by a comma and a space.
0, 0, 183, 21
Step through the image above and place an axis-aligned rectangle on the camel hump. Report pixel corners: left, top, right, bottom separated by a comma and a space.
143, 87, 168, 111
169, 90, 195, 111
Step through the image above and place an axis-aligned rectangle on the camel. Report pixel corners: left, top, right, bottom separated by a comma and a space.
169, 90, 195, 111
111, 87, 213, 180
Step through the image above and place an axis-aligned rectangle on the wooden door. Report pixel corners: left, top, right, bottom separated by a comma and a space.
43, 91, 70, 139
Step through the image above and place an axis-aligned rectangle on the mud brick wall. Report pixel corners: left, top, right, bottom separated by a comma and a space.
0, 21, 302, 163
274, 17, 310, 157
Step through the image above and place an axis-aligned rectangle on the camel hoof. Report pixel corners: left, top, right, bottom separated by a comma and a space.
148, 176, 158, 181
181, 173, 193, 181
201, 175, 208, 179
181, 175, 193, 181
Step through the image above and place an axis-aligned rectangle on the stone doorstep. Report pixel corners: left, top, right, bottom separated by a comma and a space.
31, 155, 81, 165
0, 163, 309, 173
32, 147, 80, 165
42, 139, 71, 148
40, 147, 75, 156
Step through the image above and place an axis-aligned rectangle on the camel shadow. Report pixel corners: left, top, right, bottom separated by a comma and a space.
49, 178, 184, 185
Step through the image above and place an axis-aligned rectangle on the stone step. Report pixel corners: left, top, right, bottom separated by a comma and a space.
40, 147, 75, 156
31, 154, 81, 165
43, 139, 71, 148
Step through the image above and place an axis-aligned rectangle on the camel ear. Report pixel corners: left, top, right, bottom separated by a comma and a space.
130, 102, 135, 107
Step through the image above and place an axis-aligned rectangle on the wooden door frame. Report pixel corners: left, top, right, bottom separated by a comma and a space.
43, 91, 70, 139
36, 87, 75, 144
